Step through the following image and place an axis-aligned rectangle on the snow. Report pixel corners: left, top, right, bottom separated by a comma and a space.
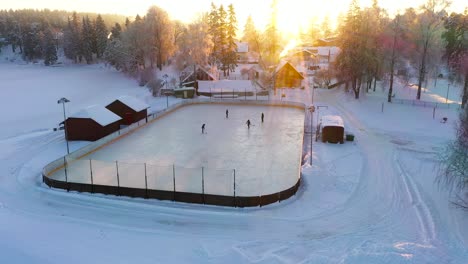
321, 115, 344, 128
198, 80, 256, 93
0, 61, 467, 263
114, 95, 149, 112
69, 105, 122, 126
50, 104, 304, 196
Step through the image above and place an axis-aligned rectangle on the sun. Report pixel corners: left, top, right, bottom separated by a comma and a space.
275, 0, 321, 36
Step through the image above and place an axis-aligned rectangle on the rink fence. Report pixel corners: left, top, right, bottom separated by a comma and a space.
42, 99, 306, 207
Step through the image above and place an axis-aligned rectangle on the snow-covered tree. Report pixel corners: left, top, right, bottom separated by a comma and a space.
43, 28, 57, 65
95, 15, 108, 59
439, 106, 468, 207
81, 16, 94, 63
442, 9, 468, 108
410, 0, 450, 100
144, 6, 174, 70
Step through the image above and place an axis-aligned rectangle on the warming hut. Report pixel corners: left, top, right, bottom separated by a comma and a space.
274, 61, 304, 89
106, 96, 149, 125
65, 105, 122, 141
321, 115, 345, 144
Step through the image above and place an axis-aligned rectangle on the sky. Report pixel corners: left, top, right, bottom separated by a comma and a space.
3, 0, 467, 34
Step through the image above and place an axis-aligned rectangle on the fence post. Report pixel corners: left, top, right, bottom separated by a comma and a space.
116, 161, 120, 195
64, 157, 69, 192
144, 163, 148, 199
89, 159, 94, 193
173, 164, 176, 201
201, 167, 205, 204
233, 169, 236, 207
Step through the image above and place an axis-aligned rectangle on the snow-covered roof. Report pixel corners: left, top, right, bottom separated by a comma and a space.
198, 80, 256, 93
321, 115, 344, 128
69, 105, 122, 126
180, 65, 218, 83
317, 46, 340, 56
236, 42, 249, 53
116, 96, 149, 112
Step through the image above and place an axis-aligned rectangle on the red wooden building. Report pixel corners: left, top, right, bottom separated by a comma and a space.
65, 105, 122, 141
106, 96, 149, 125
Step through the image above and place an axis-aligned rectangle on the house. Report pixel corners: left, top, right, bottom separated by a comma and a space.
179, 65, 217, 87
320, 115, 345, 144
236, 42, 249, 63
316, 46, 340, 63
288, 49, 317, 62
106, 96, 150, 125
65, 105, 122, 141
273, 61, 305, 89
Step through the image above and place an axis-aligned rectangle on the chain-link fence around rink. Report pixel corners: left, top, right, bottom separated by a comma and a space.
61, 157, 237, 197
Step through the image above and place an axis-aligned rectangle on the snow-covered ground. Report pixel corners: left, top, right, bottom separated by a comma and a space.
0, 61, 467, 263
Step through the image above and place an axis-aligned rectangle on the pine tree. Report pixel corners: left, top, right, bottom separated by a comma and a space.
81, 16, 94, 63
225, 4, 238, 75
95, 14, 108, 59
43, 28, 57, 65
22, 22, 42, 61
110, 22, 122, 39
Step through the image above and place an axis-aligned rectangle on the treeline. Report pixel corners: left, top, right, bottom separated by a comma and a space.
104, 3, 239, 81
334, 0, 467, 108
0, 9, 126, 64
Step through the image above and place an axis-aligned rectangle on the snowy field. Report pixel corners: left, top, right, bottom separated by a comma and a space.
50, 104, 304, 196
0, 60, 467, 263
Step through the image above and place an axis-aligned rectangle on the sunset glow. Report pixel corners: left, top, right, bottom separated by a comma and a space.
4, 0, 467, 36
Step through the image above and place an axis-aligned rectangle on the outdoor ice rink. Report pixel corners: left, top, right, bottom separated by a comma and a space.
52, 104, 305, 196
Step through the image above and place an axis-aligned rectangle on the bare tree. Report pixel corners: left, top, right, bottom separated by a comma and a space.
145, 6, 174, 70
413, 0, 450, 100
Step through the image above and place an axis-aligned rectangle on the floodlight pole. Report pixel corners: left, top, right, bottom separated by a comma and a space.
446, 83, 450, 104
58, 97, 70, 154
309, 79, 317, 164
315, 105, 328, 142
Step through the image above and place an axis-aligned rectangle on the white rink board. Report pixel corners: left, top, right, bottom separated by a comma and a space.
53, 104, 304, 196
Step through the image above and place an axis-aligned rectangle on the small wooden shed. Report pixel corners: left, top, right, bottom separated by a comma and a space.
106, 96, 149, 125
274, 61, 304, 89
65, 105, 122, 141
321, 115, 345, 144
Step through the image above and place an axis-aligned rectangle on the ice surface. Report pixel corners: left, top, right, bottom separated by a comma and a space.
53, 104, 304, 196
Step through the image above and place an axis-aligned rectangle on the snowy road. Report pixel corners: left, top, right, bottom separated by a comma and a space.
1, 89, 467, 263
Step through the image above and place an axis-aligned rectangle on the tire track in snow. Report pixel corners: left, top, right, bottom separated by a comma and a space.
393, 149, 436, 243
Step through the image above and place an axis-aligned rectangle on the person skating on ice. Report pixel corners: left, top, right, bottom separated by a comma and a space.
261, 112, 264, 123
246, 119, 251, 129
226, 109, 229, 119
201, 123, 205, 134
